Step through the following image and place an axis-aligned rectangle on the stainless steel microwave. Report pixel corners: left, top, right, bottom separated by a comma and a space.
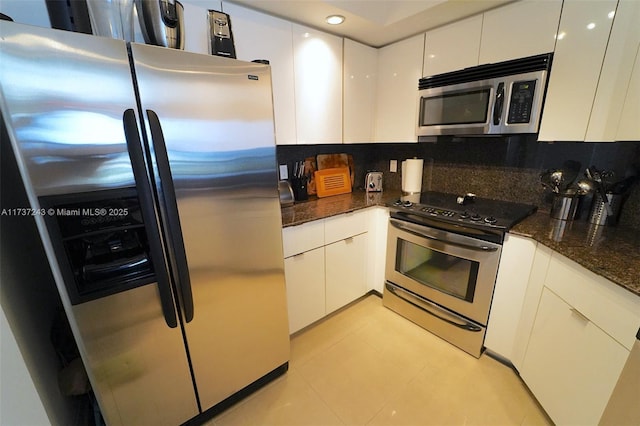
417, 53, 553, 137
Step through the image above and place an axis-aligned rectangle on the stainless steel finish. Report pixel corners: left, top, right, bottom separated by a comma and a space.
2, 21, 290, 424
0, 23, 136, 196
384, 213, 501, 357
129, 44, 289, 410
209, 10, 232, 39
391, 219, 499, 252
365, 171, 383, 192
383, 282, 485, 358
386, 218, 501, 326
550, 193, 579, 221
416, 69, 547, 137
135, 0, 184, 49
72, 284, 198, 425
0, 22, 197, 425
278, 180, 295, 206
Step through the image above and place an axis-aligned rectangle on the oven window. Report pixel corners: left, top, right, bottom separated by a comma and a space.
395, 238, 479, 302
420, 89, 490, 126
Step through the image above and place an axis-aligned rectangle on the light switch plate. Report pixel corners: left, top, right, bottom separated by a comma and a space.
390, 160, 397, 173
279, 164, 288, 180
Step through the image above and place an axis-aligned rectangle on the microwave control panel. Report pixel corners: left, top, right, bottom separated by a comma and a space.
507, 80, 537, 124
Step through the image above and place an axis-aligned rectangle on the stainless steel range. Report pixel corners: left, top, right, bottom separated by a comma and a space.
383, 191, 536, 357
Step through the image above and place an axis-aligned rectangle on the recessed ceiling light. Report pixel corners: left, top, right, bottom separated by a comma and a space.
326, 15, 345, 25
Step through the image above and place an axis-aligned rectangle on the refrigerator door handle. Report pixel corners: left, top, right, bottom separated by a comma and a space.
146, 109, 195, 323
123, 109, 178, 328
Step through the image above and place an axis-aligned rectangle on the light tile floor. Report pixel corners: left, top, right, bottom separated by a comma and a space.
207, 295, 551, 426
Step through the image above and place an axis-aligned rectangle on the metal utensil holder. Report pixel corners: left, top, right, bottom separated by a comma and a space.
589, 193, 621, 226
550, 192, 579, 221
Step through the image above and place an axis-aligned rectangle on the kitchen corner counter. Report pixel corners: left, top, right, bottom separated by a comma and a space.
280, 190, 401, 228
280, 192, 639, 298
511, 212, 640, 297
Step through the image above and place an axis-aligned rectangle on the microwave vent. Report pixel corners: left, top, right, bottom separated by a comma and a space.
419, 53, 553, 90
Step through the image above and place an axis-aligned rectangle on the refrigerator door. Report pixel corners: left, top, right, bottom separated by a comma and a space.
0, 23, 198, 425
130, 43, 290, 410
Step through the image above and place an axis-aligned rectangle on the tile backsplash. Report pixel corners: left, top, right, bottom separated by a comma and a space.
277, 137, 640, 230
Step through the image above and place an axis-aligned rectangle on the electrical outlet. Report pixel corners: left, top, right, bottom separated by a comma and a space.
279, 164, 288, 180
390, 160, 397, 173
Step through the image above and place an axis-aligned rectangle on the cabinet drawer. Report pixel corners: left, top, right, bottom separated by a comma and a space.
282, 220, 324, 258
545, 253, 640, 350
324, 210, 368, 244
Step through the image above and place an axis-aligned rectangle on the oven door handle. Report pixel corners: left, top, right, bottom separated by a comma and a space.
386, 282, 482, 332
390, 219, 499, 252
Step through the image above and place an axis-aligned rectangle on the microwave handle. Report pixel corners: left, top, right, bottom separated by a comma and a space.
493, 82, 505, 126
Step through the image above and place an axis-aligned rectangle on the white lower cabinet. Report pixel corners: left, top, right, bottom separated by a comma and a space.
515, 250, 640, 425
521, 287, 629, 425
282, 211, 370, 334
485, 234, 537, 360
325, 233, 367, 314
284, 248, 326, 334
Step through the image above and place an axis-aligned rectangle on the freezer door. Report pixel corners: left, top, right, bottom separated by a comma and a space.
130, 43, 290, 411
0, 22, 198, 425
0, 22, 136, 197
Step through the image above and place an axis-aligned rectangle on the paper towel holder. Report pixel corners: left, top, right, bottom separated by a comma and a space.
401, 158, 424, 195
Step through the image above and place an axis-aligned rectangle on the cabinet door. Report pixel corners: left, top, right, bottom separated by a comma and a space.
222, 3, 297, 145
284, 248, 326, 334
485, 235, 537, 361
521, 287, 629, 425
325, 233, 367, 314
423, 15, 482, 76
616, 46, 640, 140
344, 39, 377, 143
538, 0, 618, 142
374, 34, 424, 143
586, 0, 640, 141
292, 24, 343, 144
479, 0, 561, 65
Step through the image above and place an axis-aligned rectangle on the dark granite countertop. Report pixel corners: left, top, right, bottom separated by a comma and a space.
510, 212, 640, 297
281, 190, 640, 298
280, 190, 400, 227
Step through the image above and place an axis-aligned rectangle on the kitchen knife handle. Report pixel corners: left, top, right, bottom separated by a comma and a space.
123, 109, 178, 328
146, 109, 195, 323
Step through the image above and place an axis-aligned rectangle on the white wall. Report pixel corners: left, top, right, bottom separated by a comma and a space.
0, 0, 50, 27
0, 307, 51, 426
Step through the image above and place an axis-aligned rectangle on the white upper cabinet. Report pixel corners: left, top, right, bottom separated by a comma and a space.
616, 46, 640, 140
423, 15, 482, 77
222, 2, 297, 145
479, 0, 562, 65
374, 34, 425, 143
586, 0, 640, 141
292, 24, 343, 144
538, 0, 618, 142
343, 39, 377, 144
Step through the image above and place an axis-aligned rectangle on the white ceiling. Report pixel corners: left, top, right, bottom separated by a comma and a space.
226, 0, 516, 47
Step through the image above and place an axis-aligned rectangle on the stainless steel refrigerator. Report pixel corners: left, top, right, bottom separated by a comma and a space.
0, 21, 290, 425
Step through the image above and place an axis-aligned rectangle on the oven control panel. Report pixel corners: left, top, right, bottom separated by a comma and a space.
391, 199, 498, 226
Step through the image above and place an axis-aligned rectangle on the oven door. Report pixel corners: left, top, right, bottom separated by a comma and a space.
385, 218, 501, 325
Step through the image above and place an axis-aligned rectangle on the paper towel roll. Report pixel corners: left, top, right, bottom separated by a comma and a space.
402, 158, 423, 194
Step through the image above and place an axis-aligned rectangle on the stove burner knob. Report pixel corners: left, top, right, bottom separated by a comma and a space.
393, 199, 402, 206
402, 200, 413, 208
470, 213, 482, 221
484, 216, 497, 225
459, 211, 470, 219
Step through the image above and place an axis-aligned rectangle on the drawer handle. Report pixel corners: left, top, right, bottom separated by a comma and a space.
292, 252, 305, 259
344, 237, 354, 244
570, 308, 590, 323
